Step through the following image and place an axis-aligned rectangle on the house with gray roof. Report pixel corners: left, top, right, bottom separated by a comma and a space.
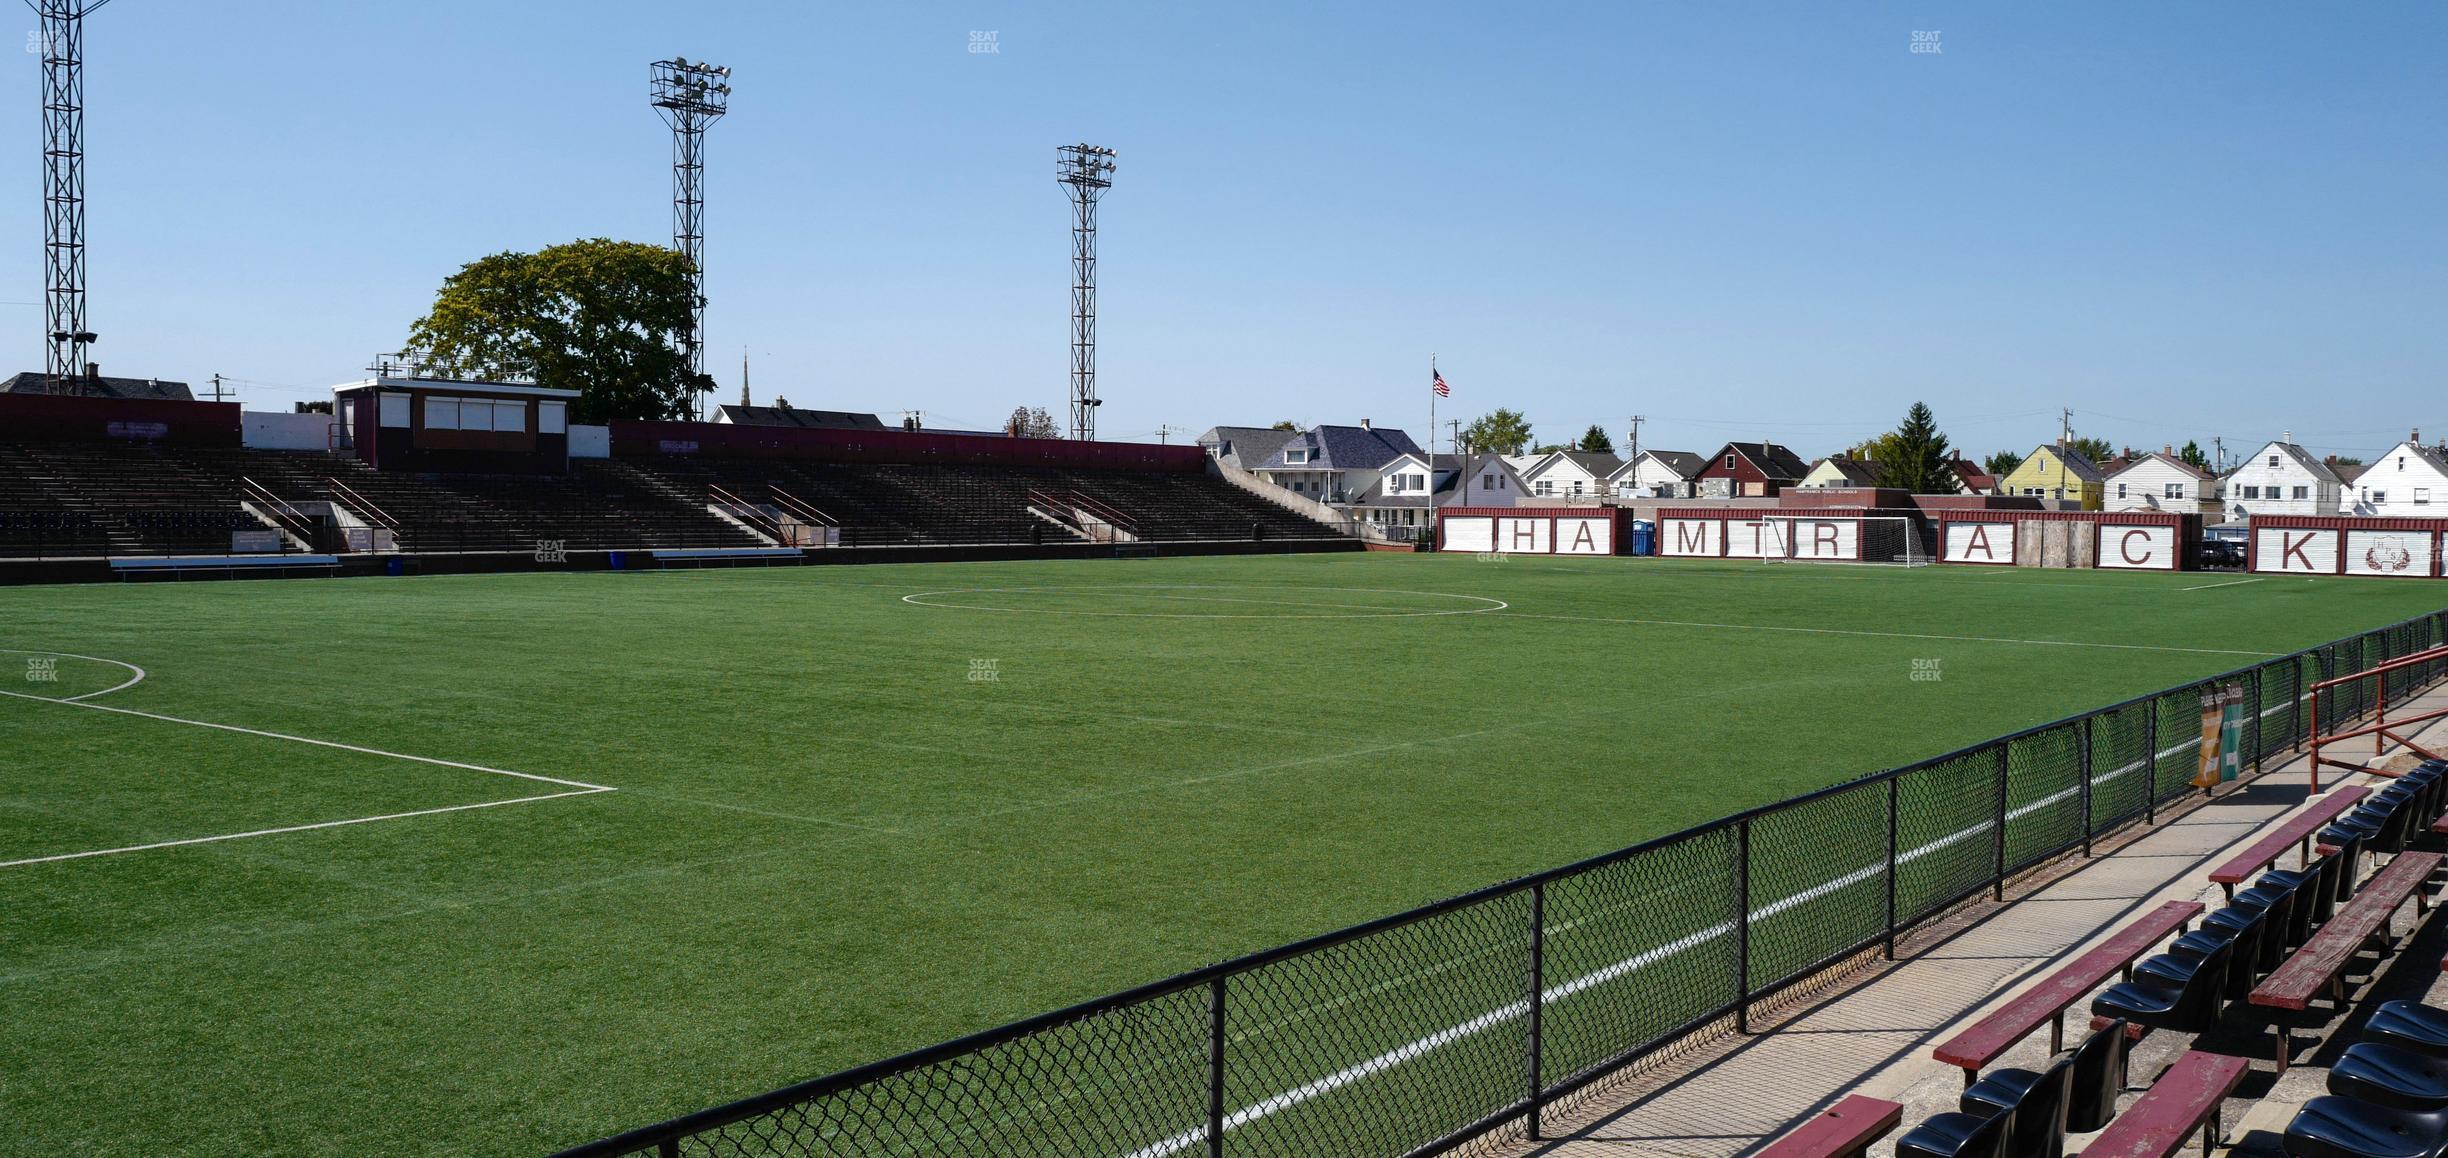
1249, 421, 1426, 508
1609, 449, 1705, 498
1197, 425, 1297, 471
714, 403, 886, 430
2218, 435, 2344, 521
2344, 436, 2448, 517
1, 371, 192, 402
1519, 450, 1623, 500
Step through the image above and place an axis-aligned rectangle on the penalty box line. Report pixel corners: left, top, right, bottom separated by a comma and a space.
0, 688, 618, 869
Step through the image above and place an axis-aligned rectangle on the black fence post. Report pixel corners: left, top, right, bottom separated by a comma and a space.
1884, 776, 1900, 960
1207, 977, 1227, 1158
1993, 744, 2010, 901
1734, 818, 1752, 1034
1526, 881, 1545, 1140
2248, 666, 2264, 773
2145, 698, 2160, 825
659, 1141, 679, 1158
2078, 720, 2095, 857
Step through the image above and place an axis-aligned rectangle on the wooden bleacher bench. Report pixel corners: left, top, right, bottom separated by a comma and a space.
2079, 1049, 2251, 1158
1932, 899, 2203, 1086
2209, 786, 2370, 899
2251, 849, 2444, 1071
1754, 1094, 1902, 1158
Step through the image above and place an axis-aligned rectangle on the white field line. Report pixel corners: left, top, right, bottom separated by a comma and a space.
1, 670, 619, 867
0, 788, 615, 869
0, 689, 614, 791
2182, 578, 2266, 592
0, 648, 147, 701
1123, 697, 2320, 1158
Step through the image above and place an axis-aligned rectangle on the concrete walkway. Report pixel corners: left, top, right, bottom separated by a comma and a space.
1490, 684, 2448, 1158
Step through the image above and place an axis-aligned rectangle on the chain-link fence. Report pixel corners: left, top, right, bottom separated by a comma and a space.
554, 609, 2448, 1158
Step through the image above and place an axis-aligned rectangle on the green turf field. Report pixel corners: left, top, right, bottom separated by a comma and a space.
3, 553, 2441, 1154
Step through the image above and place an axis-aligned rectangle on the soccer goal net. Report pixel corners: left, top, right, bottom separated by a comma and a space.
1758, 515, 1930, 566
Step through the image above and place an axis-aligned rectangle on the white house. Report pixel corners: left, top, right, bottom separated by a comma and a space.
1349, 452, 1529, 528
1519, 450, 1622, 500
1248, 421, 1425, 508
2343, 438, 2448, 517
1608, 450, 1704, 498
2219, 436, 2343, 521
2103, 449, 2219, 515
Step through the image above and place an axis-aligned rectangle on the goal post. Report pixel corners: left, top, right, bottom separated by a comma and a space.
1757, 515, 1930, 567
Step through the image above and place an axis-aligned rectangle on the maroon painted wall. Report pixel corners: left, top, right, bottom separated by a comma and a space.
0, 393, 241, 446
610, 420, 1205, 473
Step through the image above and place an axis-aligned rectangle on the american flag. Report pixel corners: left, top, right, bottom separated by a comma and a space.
1431, 368, 1450, 397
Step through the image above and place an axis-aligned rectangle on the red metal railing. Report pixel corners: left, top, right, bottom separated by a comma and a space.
2309, 643, 2448, 790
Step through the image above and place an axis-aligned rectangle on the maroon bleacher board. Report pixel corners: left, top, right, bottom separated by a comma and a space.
2080, 1050, 2250, 1158
609, 420, 1205, 473
0, 393, 241, 447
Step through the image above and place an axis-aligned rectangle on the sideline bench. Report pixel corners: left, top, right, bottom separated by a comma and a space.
2251, 849, 2443, 1071
1932, 899, 2202, 1086
2209, 786, 2370, 899
2080, 1049, 2250, 1158
1755, 1095, 1902, 1158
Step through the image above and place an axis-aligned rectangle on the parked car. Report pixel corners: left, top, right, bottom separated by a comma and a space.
2197, 539, 2246, 569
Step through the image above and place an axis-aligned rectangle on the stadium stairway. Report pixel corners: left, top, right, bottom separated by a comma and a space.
1489, 685, 2448, 1158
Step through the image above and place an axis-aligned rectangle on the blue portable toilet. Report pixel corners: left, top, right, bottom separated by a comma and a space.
1629, 520, 1655, 556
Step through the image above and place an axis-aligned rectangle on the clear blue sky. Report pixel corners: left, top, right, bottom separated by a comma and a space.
8, 2, 2444, 463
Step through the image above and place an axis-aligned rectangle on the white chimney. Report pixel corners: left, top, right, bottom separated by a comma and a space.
1359, 418, 1371, 431
2283, 430, 2294, 445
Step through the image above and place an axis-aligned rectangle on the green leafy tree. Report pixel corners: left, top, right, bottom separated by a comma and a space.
2333, 455, 2365, 466
2066, 435, 2116, 464
2178, 440, 2210, 469
1460, 408, 1534, 455
1575, 424, 1615, 453
1872, 402, 1957, 493
1269, 419, 1300, 431
403, 238, 712, 423
1984, 449, 2026, 478
1846, 433, 1901, 463
1003, 406, 1061, 438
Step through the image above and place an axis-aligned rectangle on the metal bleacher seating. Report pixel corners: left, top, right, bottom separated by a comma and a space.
0, 440, 1354, 560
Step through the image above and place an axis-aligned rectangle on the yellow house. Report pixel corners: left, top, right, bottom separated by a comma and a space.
1998, 444, 2105, 509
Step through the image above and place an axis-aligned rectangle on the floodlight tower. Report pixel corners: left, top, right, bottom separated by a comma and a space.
650, 57, 730, 415
1056, 144, 1116, 442
35, 0, 113, 394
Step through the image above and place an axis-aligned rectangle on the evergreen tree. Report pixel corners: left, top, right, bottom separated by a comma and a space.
1872, 402, 1957, 493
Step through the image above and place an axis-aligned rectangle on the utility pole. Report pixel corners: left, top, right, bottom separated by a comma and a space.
1627, 415, 1643, 465
2213, 436, 2226, 473
205, 373, 230, 403
2060, 407, 2072, 448
1154, 424, 1185, 445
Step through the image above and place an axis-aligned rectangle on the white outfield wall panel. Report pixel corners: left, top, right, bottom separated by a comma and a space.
2255, 527, 2341, 575
2344, 529, 2439, 578
2097, 524, 2178, 570
1944, 522, 2016, 564
1776, 518, 1860, 561
1554, 516, 1612, 555
1494, 517, 1552, 554
1442, 516, 1494, 553
1723, 519, 1775, 559
1663, 518, 1721, 557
